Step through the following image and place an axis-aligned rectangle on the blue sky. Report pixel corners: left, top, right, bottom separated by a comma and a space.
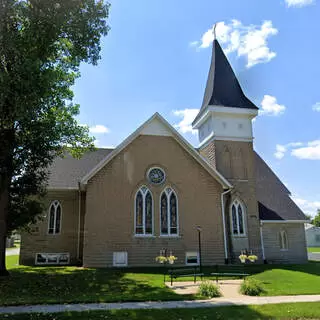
74, 0, 320, 217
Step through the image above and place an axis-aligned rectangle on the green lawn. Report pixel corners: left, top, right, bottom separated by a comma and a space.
307, 247, 320, 252
1, 255, 320, 306
3, 302, 320, 320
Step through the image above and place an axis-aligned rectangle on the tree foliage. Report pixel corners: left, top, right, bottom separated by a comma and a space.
0, 0, 109, 274
313, 209, 320, 227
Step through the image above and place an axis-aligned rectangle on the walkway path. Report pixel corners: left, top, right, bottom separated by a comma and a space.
1, 295, 320, 315
5, 248, 20, 256
309, 252, 320, 261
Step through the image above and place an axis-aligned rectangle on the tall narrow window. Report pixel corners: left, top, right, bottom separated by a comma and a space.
135, 186, 153, 235
230, 199, 245, 236
160, 187, 178, 236
279, 230, 288, 250
48, 200, 62, 235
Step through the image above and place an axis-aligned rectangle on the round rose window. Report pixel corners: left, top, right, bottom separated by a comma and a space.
148, 167, 165, 185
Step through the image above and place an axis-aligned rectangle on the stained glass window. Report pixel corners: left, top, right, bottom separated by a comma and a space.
230, 200, 245, 236
148, 167, 165, 185
161, 193, 168, 234
135, 191, 143, 234
135, 187, 153, 235
48, 200, 62, 235
160, 187, 178, 236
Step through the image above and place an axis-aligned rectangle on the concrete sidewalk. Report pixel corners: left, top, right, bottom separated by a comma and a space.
1, 295, 320, 315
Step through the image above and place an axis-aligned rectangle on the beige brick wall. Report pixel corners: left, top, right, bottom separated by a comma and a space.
206, 140, 262, 261
199, 142, 216, 168
20, 190, 80, 265
262, 223, 308, 263
83, 135, 226, 267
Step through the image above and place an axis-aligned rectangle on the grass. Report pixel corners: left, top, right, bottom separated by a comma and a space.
1, 255, 195, 306
2, 302, 320, 319
307, 247, 320, 252
1, 255, 320, 305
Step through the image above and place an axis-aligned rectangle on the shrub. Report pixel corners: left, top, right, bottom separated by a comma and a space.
240, 279, 264, 296
198, 281, 221, 298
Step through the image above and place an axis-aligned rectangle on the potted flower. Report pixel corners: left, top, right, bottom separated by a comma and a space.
239, 254, 247, 263
155, 255, 167, 264
167, 255, 177, 265
247, 255, 258, 263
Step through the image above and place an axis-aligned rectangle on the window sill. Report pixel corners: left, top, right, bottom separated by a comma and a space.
134, 235, 156, 238
232, 234, 247, 238
159, 235, 180, 238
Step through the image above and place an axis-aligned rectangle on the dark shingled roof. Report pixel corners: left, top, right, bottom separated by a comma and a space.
255, 152, 306, 221
193, 40, 258, 126
47, 148, 113, 189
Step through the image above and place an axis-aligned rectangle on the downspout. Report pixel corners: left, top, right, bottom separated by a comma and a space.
260, 221, 267, 264
77, 182, 82, 262
221, 188, 232, 264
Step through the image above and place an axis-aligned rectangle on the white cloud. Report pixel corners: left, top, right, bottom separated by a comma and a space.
291, 196, 320, 217
260, 95, 286, 116
285, 0, 314, 7
274, 144, 287, 159
191, 20, 278, 68
274, 140, 320, 160
172, 109, 199, 134
94, 139, 114, 149
312, 102, 320, 112
89, 125, 110, 134
291, 140, 320, 160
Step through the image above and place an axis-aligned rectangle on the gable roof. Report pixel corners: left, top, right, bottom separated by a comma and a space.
47, 148, 113, 190
80, 113, 232, 189
255, 152, 306, 221
193, 40, 258, 126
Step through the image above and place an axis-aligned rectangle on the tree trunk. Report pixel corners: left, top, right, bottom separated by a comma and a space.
0, 128, 14, 276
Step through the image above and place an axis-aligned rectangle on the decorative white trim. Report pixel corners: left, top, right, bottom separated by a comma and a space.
230, 199, 246, 237
185, 251, 199, 266
47, 200, 62, 235
211, 136, 254, 142
80, 113, 231, 189
159, 187, 179, 237
134, 186, 154, 236
260, 225, 265, 260
193, 106, 258, 129
261, 220, 308, 224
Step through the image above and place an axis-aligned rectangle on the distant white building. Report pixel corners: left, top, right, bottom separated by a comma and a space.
305, 223, 320, 247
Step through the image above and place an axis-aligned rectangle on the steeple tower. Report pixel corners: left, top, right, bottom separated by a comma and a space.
192, 38, 258, 171
193, 37, 261, 261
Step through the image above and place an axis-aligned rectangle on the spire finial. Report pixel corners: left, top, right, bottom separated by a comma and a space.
213, 23, 217, 40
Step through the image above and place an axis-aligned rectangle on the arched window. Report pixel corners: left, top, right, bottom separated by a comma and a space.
279, 230, 288, 250
135, 186, 153, 235
160, 187, 178, 236
48, 200, 62, 234
230, 199, 245, 236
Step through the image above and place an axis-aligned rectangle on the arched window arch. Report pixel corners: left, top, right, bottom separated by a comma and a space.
48, 200, 62, 234
230, 199, 246, 236
279, 230, 288, 250
160, 187, 178, 236
135, 186, 153, 235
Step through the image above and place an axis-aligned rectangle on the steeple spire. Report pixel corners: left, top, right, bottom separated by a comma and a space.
192, 38, 258, 126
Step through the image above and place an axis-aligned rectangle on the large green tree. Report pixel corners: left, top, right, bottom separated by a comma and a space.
0, 0, 109, 275
313, 209, 320, 227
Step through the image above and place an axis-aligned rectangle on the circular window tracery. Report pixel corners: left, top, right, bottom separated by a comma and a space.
147, 167, 165, 185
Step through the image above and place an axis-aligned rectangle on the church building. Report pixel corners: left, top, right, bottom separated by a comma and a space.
20, 38, 308, 267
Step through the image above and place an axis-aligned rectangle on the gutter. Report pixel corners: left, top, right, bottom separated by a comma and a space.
260, 220, 309, 224
259, 221, 266, 263
77, 182, 82, 262
221, 188, 232, 264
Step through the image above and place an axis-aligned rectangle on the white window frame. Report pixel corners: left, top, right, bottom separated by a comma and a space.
230, 199, 246, 237
47, 200, 62, 235
35, 253, 70, 265
185, 251, 199, 266
159, 187, 179, 237
280, 230, 288, 251
134, 186, 154, 237
113, 252, 128, 267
